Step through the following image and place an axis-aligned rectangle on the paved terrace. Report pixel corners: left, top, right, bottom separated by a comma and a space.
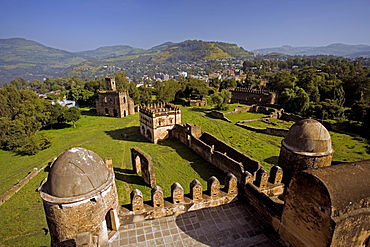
109, 201, 286, 247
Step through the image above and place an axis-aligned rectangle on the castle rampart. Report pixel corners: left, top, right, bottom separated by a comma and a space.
120, 174, 238, 225
230, 88, 278, 105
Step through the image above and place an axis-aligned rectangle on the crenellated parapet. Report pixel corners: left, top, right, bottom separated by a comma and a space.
253, 166, 284, 197
230, 88, 278, 105
139, 103, 181, 117
232, 88, 277, 94
119, 173, 238, 225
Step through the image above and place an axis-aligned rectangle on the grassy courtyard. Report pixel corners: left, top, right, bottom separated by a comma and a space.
0, 105, 369, 246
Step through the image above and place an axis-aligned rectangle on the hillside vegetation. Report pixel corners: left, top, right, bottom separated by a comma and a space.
150, 40, 253, 62
0, 38, 87, 83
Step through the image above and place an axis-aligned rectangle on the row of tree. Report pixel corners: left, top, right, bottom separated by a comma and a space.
0, 85, 80, 155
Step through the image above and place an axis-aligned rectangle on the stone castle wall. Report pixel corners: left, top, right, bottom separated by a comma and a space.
230, 88, 278, 105
120, 174, 239, 225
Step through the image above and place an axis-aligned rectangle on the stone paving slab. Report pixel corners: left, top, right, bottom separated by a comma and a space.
109, 201, 286, 247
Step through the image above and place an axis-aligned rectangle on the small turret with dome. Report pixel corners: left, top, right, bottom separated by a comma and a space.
278, 118, 334, 184
40, 147, 120, 246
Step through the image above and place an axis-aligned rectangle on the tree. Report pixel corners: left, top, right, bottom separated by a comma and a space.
184, 79, 209, 99
115, 71, 130, 90
349, 101, 369, 123
269, 71, 296, 92
210, 89, 231, 110
138, 87, 152, 105
155, 79, 182, 103
244, 77, 261, 89
279, 86, 310, 114
62, 107, 81, 128
219, 78, 237, 91
68, 86, 94, 104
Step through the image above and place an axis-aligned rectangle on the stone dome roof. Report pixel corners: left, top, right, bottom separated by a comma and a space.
282, 118, 333, 156
45, 147, 110, 198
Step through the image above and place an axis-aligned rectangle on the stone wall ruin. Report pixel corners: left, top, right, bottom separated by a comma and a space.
131, 147, 156, 188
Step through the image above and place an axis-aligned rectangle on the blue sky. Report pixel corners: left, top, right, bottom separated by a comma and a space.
1, 0, 369, 52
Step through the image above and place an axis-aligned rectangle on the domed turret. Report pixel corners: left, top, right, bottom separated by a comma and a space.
40, 147, 120, 246
278, 119, 334, 184
282, 118, 333, 156
45, 147, 110, 198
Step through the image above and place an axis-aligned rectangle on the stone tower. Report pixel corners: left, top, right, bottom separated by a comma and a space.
278, 118, 333, 184
40, 147, 120, 246
139, 103, 181, 144
96, 77, 135, 118
105, 77, 116, 91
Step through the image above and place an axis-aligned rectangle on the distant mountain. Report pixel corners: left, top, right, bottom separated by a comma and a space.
2, 38, 370, 86
0, 38, 87, 83
252, 43, 370, 58
150, 40, 253, 62
75, 45, 145, 60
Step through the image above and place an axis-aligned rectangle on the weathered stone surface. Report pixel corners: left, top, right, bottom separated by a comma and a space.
139, 103, 181, 143
278, 118, 333, 184
224, 173, 238, 195
268, 166, 283, 185
151, 186, 164, 209
40, 148, 119, 247
171, 182, 185, 205
280, 160, 370, 247
207, 176, 220, 198
131, 147, 156, 187
190, 179, 203, 202
254, 168, 268, 189
131, 189, 145, 214
96, 77, 135, 118
44, 147, 110, 198
230, 88, 278, 105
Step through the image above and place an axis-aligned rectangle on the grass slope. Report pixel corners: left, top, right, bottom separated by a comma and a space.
0, 105, 369, 246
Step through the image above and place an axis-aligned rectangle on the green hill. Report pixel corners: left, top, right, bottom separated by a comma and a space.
0, 39, 252, 84
75, 45, 146, 60
0, 38, 87, 84
150, 40, 253, 62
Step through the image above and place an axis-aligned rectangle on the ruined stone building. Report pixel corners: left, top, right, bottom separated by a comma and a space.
139, 103, 181, 143
40, 147, 120, 246
96, 77, 135, 117
40, 117, 370, 246
230, 88, 278, 105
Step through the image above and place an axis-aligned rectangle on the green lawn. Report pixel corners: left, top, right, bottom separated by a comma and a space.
226, 112, 268, 123
245, 119, 296, 129
0, 105, 369, 246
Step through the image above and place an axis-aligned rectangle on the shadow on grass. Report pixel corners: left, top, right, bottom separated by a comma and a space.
81, 108, 97, 116
264, 156, 279, 166
188, 107, 221, 120
43, 122, 73, 130
114, 167, 146, 186
158, 139, 225, 184
105, 126, 149, 142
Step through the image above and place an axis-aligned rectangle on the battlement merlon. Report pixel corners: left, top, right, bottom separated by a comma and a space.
139, 103, 181, 118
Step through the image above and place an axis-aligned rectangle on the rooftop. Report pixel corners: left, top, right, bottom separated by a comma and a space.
109, 202, 286, 247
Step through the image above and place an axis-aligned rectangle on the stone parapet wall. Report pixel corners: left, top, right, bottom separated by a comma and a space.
120, 174, 239, 225
230, 89, 278, 105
